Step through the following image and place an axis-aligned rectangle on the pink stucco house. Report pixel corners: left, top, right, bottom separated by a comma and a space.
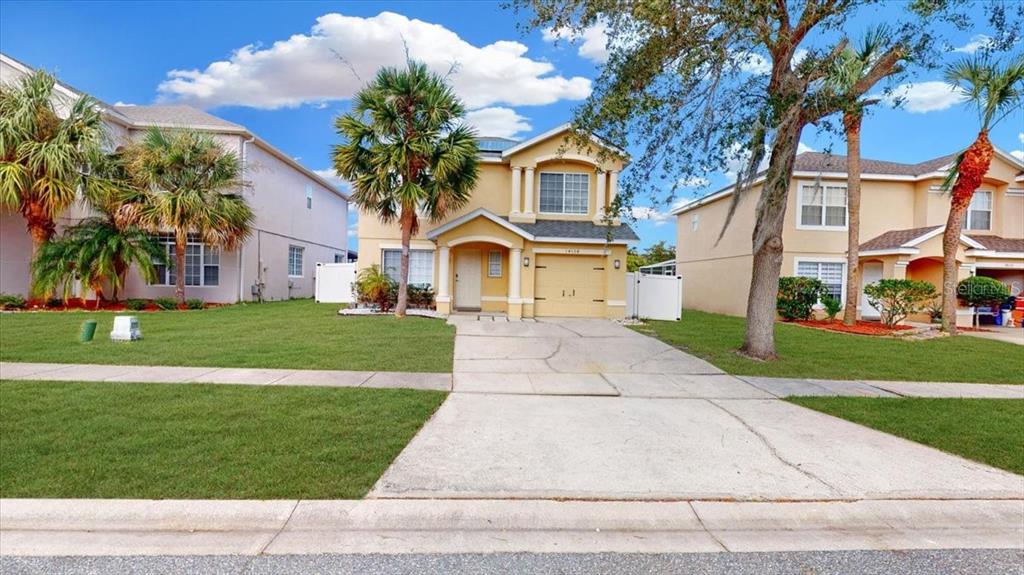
1, 53, 349, 303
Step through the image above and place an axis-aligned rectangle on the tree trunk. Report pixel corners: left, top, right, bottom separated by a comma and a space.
22, 200, 56, 252
175, 230, 187, 304
740, 110, 805, 360
394, 210, 415, 317
842, 110, 862, 326
940, 202, 969, 335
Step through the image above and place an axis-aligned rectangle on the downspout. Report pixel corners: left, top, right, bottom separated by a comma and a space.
238, 134, 255, 302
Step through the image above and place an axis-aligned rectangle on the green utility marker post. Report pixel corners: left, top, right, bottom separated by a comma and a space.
80, 319, 98, 343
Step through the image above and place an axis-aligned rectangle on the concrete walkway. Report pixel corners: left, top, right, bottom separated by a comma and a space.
0, 362, 450, 391
2, 498, 1020, 555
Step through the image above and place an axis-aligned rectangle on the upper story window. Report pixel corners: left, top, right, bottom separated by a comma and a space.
691, 214, 700, 231
288, 245, 304, 277
151, 234, 219, 287
305, 184, 313, 210
539, 172, 589, 215
798, 183, 847, 229
962, 190, 992, 231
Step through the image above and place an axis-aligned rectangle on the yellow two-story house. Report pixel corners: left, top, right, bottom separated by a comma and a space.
357, 124, 637, 319
673, 149, 1024, 326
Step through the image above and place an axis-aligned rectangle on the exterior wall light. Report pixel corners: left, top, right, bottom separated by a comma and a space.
523, 256, 530, 267
613, 259, 621, 269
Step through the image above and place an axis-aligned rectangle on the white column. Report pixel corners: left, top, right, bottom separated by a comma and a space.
509, 248, 522, 302
594, 170, 607, 222
511, 167, 522, 215
523, 167, 535, 214
437, 246, 450, 301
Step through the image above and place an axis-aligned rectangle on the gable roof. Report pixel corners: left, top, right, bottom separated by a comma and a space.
859, 225, 994, 254
500, 123, 628, 160
425, 207, 638, 244
966, 235, 1024, 253
113, 105, 245, 131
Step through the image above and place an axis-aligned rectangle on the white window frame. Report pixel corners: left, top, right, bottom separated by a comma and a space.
691, 214, 700, 231
796, 182, 848, 231
488, 250, 502, 278
151, 233, 220, 287
288, 245, 304, 278
334, 253, 346, 263
305, 184, 313, 210
382, 249, 434, 287
538, 172, 590, 215
793, 257, 847, 305
963, 190, 992, 231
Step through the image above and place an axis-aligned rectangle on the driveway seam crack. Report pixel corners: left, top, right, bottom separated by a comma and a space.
708, 400, 841, 495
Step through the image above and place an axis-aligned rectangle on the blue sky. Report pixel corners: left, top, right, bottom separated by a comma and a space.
2, 1, 1021, 249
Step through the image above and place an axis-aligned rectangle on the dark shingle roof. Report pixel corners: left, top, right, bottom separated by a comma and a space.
503, 218, 639, 241
793, 152, 957, 176
112, 105, 244, 130
859, 226, 940, 251
968, 235, 1024, 252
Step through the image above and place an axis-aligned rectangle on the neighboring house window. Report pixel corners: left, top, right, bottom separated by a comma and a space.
305, 184, 313, 210
798, 183, 847, 228
151, 234, 219, 287
288, 245, 304, 277
691, 214, 700, 231
488, 250, 502, 278
796, 260, 845, 303
539, 172, 589, 215
963, 190, 992, 231
334, 253, 345, 263
382, 249, 434, 287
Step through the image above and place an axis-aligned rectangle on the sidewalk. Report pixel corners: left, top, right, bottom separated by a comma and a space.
1, 498, 1021, 555
2, 361, 1021, 398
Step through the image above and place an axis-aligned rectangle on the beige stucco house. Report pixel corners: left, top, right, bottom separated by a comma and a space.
673, 150, 1024, 326
0, 53, 349, 303
357, 125, 638, 319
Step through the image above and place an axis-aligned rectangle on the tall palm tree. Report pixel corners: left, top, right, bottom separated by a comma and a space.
0, 69, 108, 249
939, 55, 1024, 335
124, 128, 254, 303
333, 60, 480, 316
827, 29, 893, 326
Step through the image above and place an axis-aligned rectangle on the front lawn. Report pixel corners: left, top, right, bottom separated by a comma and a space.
636, 310, 1022, 384
788, 397, 1023, 475
0, 380, 446, 499
0, 299, 454, 373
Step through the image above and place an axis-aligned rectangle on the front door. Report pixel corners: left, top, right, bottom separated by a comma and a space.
860, 261, 883, 319
455, 249, 482, 310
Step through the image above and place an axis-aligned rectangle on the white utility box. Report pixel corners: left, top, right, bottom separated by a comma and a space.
110, 315, 141, 341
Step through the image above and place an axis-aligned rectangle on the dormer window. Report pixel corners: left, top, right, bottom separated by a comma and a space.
962, 190, 992, 231
539, 172, 589, 215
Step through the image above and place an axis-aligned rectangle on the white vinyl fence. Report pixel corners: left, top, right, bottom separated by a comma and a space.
625, 272, 683, 321
314, 262, 357, 304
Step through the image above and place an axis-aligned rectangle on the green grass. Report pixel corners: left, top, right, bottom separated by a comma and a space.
788, 397, 1024, 475
0, 299, 454, 372
635, 310, 1023, 384
0, 380, 445, 499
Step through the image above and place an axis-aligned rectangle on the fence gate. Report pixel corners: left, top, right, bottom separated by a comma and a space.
315, 262, 357, 304
625, 272, 683, 321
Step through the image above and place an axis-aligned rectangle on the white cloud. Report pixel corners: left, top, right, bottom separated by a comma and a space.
884, 81, 964, 113
113, 101, 135, 107
543, 21, 610, 64
1018, 132, 1024, 145
723, 141, 815, 182
313, 168, 350, 192
953, 34, 993, 54
1011, 150, 1024, 162
463, 107, 532, 138
629, 206, 673, 226
737, 49, 808, 74
158, 11, 592, 110
677, 175, 710, 188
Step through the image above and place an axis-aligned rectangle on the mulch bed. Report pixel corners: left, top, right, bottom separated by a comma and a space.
13, 299, 224, 312
789, 319, 915, 336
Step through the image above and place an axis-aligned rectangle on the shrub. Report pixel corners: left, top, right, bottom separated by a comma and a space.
354, 265, 397, 312
154, 297, 178, 311
407, 284, 436, 308
864, 279, 938, 327
0, 293, 27, 310
46, 297, 63, 308
776, 276, 826, 321
821, 295, 842, 321
185, 298, 205, 310
957, 276, 1010, 309
124, 298, 148, 311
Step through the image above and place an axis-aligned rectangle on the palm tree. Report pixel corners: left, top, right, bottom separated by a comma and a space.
827, 29, 893, 326
333, 60, 480, 317
0, 69, 108, 249
939, 55, 1024, 335
123, 128, 254, 303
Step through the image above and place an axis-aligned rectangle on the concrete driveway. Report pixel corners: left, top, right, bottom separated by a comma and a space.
371, 317, 1023, 501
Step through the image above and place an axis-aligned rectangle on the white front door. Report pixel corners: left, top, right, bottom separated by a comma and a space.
455, 249, 481, 310
860, 261, 883, 319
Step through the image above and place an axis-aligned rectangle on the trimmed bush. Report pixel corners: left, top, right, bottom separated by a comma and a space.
0, 293, 27, 310
821, 295, 842, 321
957, 276, 1010, 308
354, 265, 397, 312
777, 276, 826, 321
46, 297, 63, 308
153, 297, 178, 311
185, 298, 205, 310
124, 298, 148, 311
864, 279, 938, 327
407, 284, 435, 309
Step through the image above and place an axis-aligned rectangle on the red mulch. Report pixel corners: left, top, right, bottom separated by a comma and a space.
957, 326, 994, 333
17, 299, 222, 312
789, 319, 915, 336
